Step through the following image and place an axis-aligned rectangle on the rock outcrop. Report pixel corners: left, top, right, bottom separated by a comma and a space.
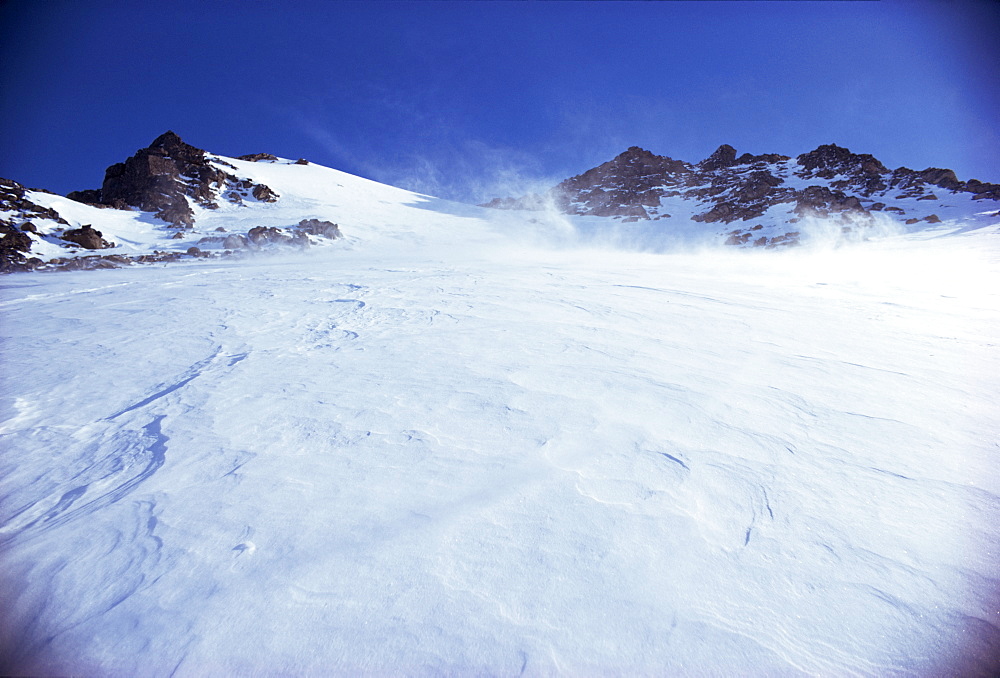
195, 219, 341, 252
237, 153, 279, 162
61, 224, 114, 249
484, 142, 1000, 246
550, 146, 691, 219
67, 131, 281, 226
1, 177, 70, 270
296, 218, 342, 239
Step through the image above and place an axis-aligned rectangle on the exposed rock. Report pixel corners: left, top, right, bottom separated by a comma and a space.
61, 225, 113, 249
693, 202, 739, 224
297, 218, 342, 239
725, 230, 753, 246
66, 188, 103, 205
98, 131, 210, 225
796, 144, 888, 177
248, 226, 309, 248
918, 168, 960, 191
294, 158, 310, 165
699, 144, 738, 171
965, 179, 1000, 200
483, 140, 1000, 233
68, 131, 281, 226
796, 144, 888, 194
736, 152, 790, 165
793, 185, 866, 217
552, 146, 690, 219
238, 153, 279, 162
252, 184, 279, 202
1, 177, 70, 225
925, 214, 941, 223
1, 222, 35, 270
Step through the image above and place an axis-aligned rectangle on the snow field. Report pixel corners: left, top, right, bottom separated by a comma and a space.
2, 219, 999, 676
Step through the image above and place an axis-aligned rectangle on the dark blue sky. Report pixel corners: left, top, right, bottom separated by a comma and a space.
2, 0, 998, 203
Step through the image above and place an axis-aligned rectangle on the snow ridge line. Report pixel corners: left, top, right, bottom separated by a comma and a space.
1, 346, 248, 547
0, 416, 168, 546
107, 347, 225, 420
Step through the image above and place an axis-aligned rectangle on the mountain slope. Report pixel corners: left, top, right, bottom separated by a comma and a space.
2, 217, 999, 675
5, 134, 1000, 272
485, 143, 1000, 248
2, 133, 1000, 674
0, 132, 494, 272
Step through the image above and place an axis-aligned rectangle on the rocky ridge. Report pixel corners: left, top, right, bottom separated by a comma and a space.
1, 133, 342, 273
67, 131, 281, 227
1, 178, 72, 270
484, 143, 1000, 247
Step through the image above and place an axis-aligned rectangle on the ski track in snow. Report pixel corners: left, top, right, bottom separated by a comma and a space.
2, 226, 1000, 676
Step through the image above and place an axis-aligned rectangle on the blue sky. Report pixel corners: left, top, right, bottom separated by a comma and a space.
1, 0, 998, 203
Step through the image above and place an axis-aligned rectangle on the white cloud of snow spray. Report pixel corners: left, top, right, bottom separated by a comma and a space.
793, 210, 907, 250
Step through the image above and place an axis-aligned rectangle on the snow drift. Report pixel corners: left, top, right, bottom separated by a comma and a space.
1, 153, 999, 676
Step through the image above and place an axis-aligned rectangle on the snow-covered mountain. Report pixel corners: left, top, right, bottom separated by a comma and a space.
1, 133, 999, 676
1, 132, 454, 272
484, 143, 1000, 248
4, 133, 1000, 272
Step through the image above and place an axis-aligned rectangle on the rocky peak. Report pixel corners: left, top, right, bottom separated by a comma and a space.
68, 132, 280, 227
796, 144, 888, 177
548, 147, 691, 219
699, 144, 738, 171
616, 146, 658, 163
484, 139, 1000, 243
149, 130, 186, 151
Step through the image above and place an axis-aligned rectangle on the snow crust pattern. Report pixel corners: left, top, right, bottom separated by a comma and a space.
1, 154, 1000, 676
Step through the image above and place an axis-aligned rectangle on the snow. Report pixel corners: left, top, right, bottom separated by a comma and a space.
2, 164, 1000, 676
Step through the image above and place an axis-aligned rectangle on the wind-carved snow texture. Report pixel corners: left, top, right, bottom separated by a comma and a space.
2, 191, 1000, 676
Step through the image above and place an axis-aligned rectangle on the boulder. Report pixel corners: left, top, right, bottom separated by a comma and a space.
297, 219, 342, 239
61, 225, 113, 249
251, 184, 279, 202
247, 226, 308, 248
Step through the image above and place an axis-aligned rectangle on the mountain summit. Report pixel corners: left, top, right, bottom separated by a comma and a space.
2, 134, 1000, 272
67, 131, 279, 226
485, 143, 1000, 247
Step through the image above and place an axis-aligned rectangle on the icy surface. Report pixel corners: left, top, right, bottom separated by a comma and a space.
2, 179, 1000, 676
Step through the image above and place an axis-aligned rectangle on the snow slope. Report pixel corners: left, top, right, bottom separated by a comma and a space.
15, 154, 501, 263
2, 168, 1000, 676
